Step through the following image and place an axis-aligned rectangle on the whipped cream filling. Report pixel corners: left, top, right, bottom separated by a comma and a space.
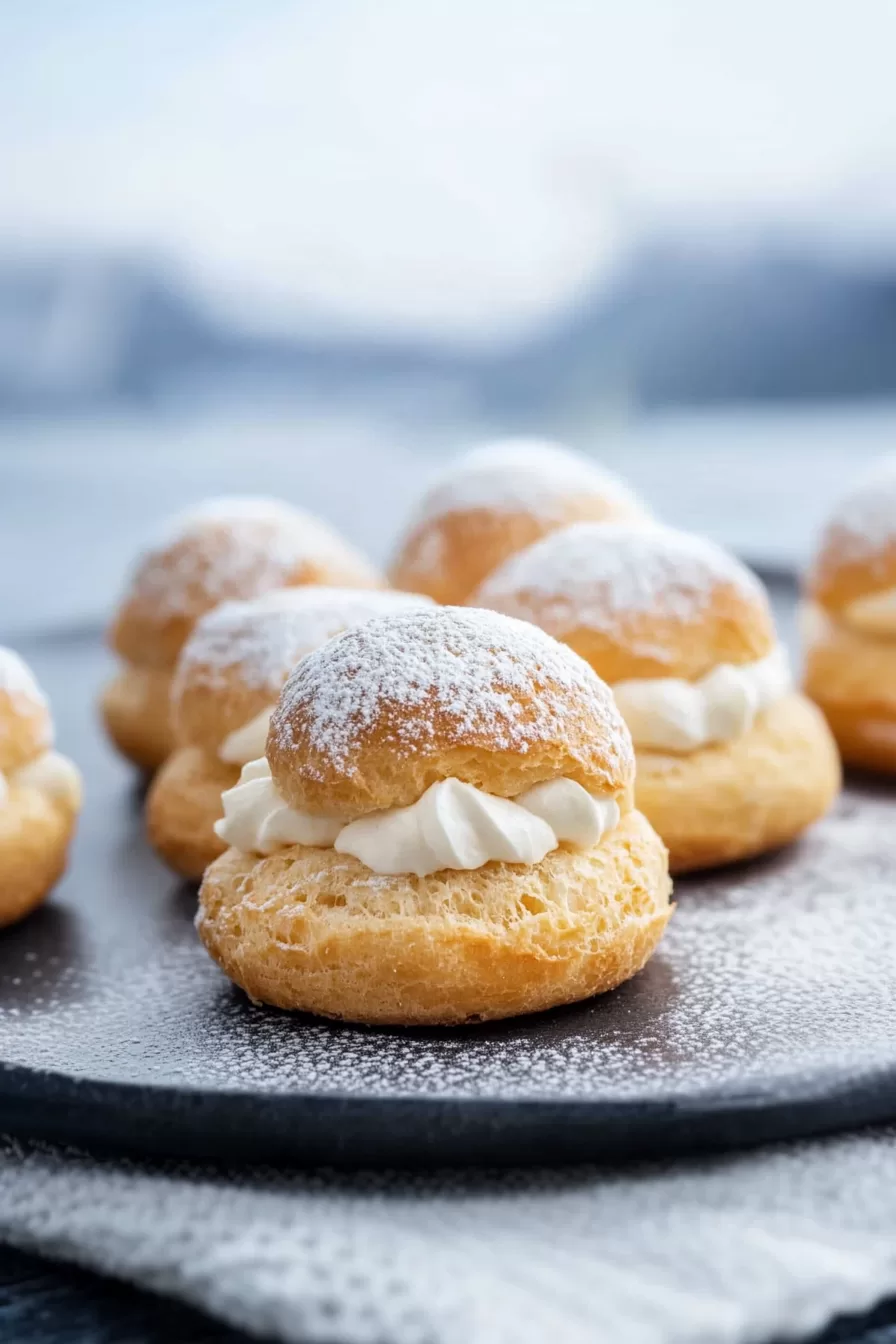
840, 588, 896, 637
799, 600, 830, 648
801, 596, 896, 645
218, 706, 274, 765
0, 750, 82, 813
612, 645, 790, 753
215, 759, 620, 876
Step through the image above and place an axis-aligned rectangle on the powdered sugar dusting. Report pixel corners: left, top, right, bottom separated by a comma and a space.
161, 495, 306, 530
817, 455, 896, 568
0, 646, 46, 709
478, 522, 766, 649
272, 606, 631, 774
175, 587, 434, 695
409, 439, 643, 527
127, 496, 378, 618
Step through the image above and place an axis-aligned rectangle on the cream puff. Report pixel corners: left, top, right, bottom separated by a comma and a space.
803, 458, 896, 772
147, 586, 434, 879
0, 647, 82, 927
197, 606, 672, 1025
389, 438, 648, 606
101, 496, 382, 774
475, 522, 840, 873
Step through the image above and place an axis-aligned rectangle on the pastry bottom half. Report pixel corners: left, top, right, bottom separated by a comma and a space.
197, 808, 672, 1026
635, 692, 840, 874
0, 785, 76, 927
101, 665, 174, 774
146, 747, 238, 880
803, 615, 896, 773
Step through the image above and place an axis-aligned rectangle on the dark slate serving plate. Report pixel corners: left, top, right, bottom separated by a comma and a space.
1, 595, 896, 1167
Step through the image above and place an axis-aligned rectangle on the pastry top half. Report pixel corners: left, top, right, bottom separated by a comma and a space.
475, 521, 775, 682
807, 456, 896, 630
172, 585, 434, 757
110, 496, 383, 672
388, 438, 647, 604
267, 605, 634, 820
473, 522, 787, 756
0, 646, 81, 814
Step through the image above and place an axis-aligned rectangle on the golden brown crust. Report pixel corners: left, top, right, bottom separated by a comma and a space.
391, 495, 642, 606
0, 784, 76, 927
100, 666, 173, 774
0, 694, 51, 775
145, 747, 236, 879
474, 522, 775, 682
808, 542, 896, 614
815, 708, 896, 774
634, 693, 840, 873
267, 607, 635, 819
110, 502, 383, 672
807, 463, 896, 612
197, 808, 672, 1025
803, 609, 896, 771
0, 648, 52, 774
174, 670, 273, 759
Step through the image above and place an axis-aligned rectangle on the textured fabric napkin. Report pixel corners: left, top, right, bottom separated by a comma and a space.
2, 1128, 896, 1344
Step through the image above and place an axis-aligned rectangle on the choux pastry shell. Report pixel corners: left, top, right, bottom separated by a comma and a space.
389, 438, 648, 606
101, 496, 382, 773
476, 522, 840, 872
0, 647, 82, 927
198, 606, 672, 1024
147, 586, 433, 878
804, 458, 896, 772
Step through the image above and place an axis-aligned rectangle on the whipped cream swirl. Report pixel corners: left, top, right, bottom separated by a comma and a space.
613, 645, 790, 753
219, 706, 274, 765
215, 760, 620, 876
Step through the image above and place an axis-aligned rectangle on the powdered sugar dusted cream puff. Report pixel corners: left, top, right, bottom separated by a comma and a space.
475, 522, 840, 873
101, 497, 382, 773
803, 458, 896, 772
197, 607, 672, 1025
0, 648, 82, 927
147, 586, 433, 878
389, 438, 648, 606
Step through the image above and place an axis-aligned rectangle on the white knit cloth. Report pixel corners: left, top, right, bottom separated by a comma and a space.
2, 1129, 896, 1343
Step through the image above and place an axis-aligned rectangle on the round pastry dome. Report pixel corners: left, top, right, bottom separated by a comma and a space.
172, 586, 434, 755
389, 439, 647, 605
0, 646, 52, 773
110, 496, 383, 671
474, 521, 774, 683
267, 605, 634, 819
808, 456, 896, 614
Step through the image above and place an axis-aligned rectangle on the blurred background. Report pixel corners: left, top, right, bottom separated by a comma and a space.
4, 0, 896, 630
